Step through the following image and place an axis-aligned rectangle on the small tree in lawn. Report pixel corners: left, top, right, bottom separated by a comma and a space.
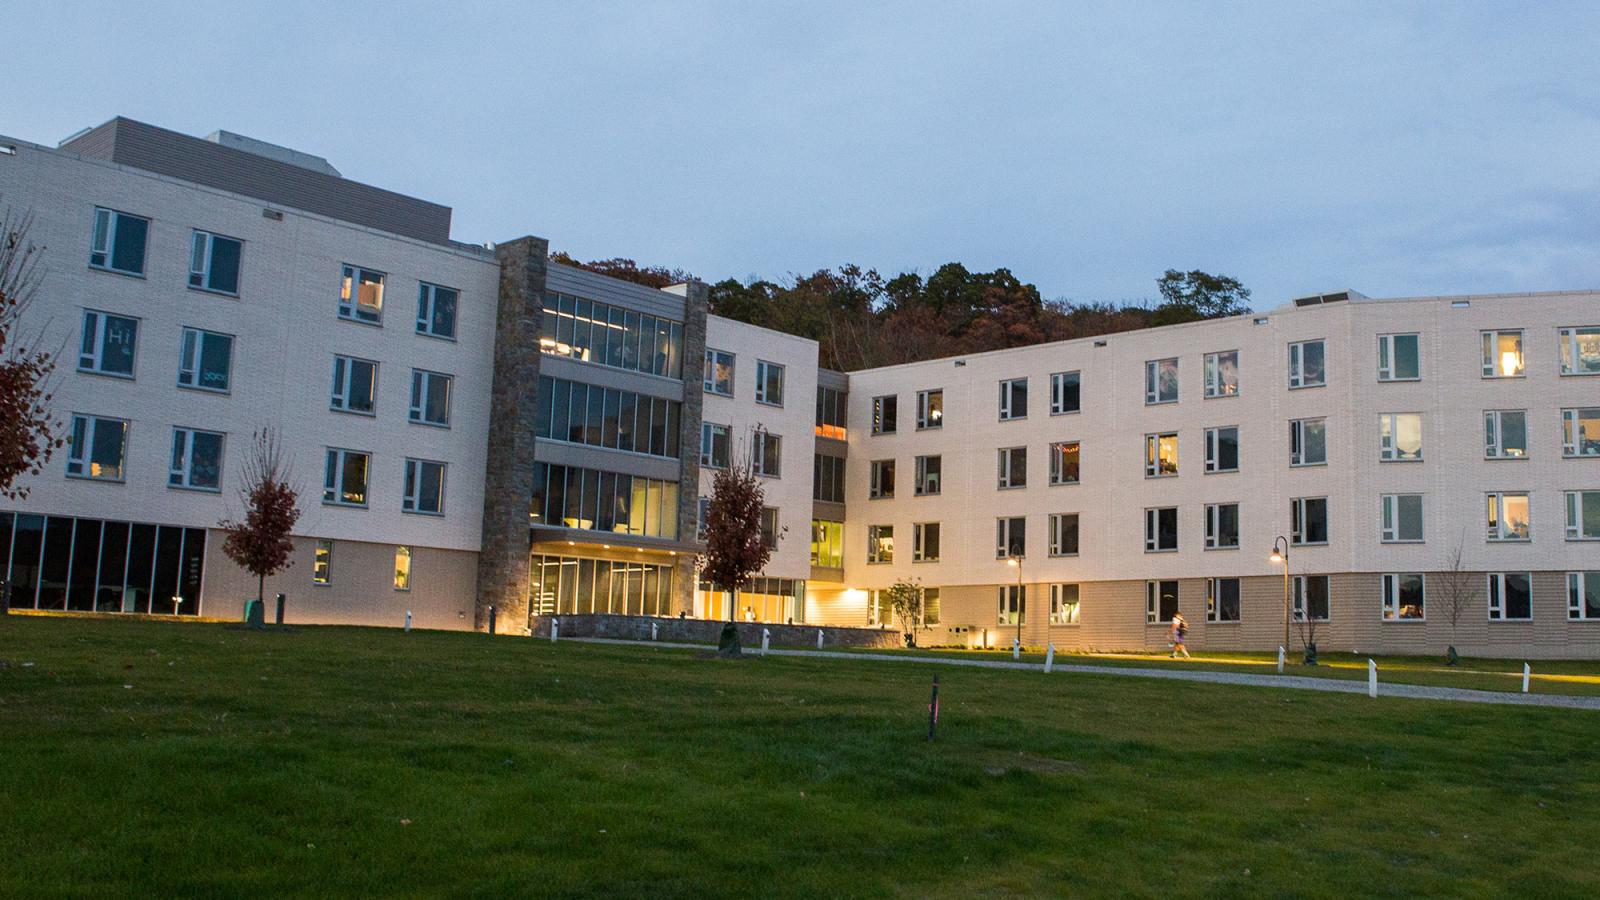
0, 207, 64, 500
1435, 534, 1476, 665
884, 578, 924, 647
698, 449, 774, 622
219, 429, 301, 612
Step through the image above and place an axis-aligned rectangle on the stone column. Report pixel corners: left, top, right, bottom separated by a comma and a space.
474, 236, 548, 633
674, 281, 710, 616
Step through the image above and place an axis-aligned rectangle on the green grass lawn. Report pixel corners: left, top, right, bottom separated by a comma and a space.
3, 616, 1599, 897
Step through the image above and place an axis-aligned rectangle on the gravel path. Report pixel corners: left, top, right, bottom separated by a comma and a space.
570, 637, 1600, 710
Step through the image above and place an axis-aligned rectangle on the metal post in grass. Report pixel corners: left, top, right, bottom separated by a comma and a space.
816, 629, 824, 649
761, 628, 770, 657
405, 610, 412, 633
275, 593, 285, 626
1044, 643, 1055, 673
488, 605, 497, 636
551, 619, 559, 643
1368, 659, 1377, 698
1269, 537, 1291, 656
1277, 645, 1285, 673
651, 621, 658, 641
1523, 663, 1530, 693
927, 675, 940, 741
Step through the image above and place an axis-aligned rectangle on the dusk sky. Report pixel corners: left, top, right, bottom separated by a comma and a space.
8, 2, 1598, 307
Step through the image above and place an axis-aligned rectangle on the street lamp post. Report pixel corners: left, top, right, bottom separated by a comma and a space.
1007, 555, 1024, 652
1269, 536, 1290, 653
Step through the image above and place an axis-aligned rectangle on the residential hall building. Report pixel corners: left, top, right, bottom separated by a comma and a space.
1, 118, 1597, 658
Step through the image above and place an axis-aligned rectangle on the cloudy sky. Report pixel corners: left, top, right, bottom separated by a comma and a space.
8, 1, 1598, 306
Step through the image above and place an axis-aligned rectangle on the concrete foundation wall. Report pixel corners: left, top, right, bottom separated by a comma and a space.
530, 613, 903, 649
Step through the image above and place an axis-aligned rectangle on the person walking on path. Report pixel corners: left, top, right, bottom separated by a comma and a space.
1170, 613, 1191, 660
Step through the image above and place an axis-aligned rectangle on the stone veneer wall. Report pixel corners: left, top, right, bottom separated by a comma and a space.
529, 613, 904, 649
672, 282, 710, 615
474, 236, 549, 634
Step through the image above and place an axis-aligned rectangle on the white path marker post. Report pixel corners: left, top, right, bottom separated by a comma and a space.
816, 629, 824, 649
404, 610, 412, 633
761, 628, 771, 657
1044, 643, 1056, 674
1277, 645, 1285, 673
1523, 662, 1531, 694
1368, 659, 1378, 698
1012, 639, 1021, 660
550, 619, 559, 643
651, 621, 658, 641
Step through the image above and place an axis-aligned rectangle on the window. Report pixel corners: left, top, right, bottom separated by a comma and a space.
868, 589, 891, 626
1377, 333, 1420, 381
1144, 433, 1178, 477
997, 447, 1027, 489
1048, 513, 1079, 556
529, 463, 680, 539
1050, 583, 1081, 625
999, 378, 1028, 420
1382, 573, 1426, 621
393, 546, 412, 591
338, 264, 385, 324
539, 294, 684, 379
1379, 413, 1423, 461
177, 327, 232, 392
168, 428, 223, 491
1487, 572, 1532, 621
1203, 351, 1239, 397
1484, 410, 1528, 459
1481, 329, 1524, 377
1564, 408, 1600, 457
998, 584, 1026, 625
313, 540, 333, 585
402, 459, 446, 515
867, 525, 894, 564
755, 360, 784, 406
810, 519, 843, 568
1145, 580, 1178, 623
1568, 571, 1600, 620
1144, 358, 1178, 404
996, 516, 1026, 558
913, 522, 941, 562
760, 507, 779, 547
813, 454, 845, 503
922, 587, 942, 626
703, 349, 735, 395
870, 459, 896, 499
752, 431, 782, 478
323, 448, 370, 507
1144, 506, 1178, 552
331, 356, 377, 414
1486, 492, 1531, 541
872, 395, 897, 434
917, 389, 944, 429
1204, 426, 1239, 473
89, 207, 148, 275
1049, 442, 1080, 485
416, 282, 458, 339
1288, 339, 1325, 388
1204, 503, 1239, 549
66, 414, 127, 481
914, 455, 941, 496
78, 310, 138, 378
1380, 494, 1424, 543
535, 377, 681, 458
816, 386, 847, 440
1558, 327, 1600, 376
1292, 574, 1329, 622
1206, 578, 1241, 623
188, 230, 242, 295
1050, 371, 1080, 414
1566, 491, 1600, 540
408, 370, 452, 427
1290, 418, 1327, 466
1291, 497, 1328, 545
700, 423, 730, 469
696, 497, 710, 541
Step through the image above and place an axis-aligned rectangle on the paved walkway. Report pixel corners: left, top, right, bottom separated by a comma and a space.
570, 637, 1600, 710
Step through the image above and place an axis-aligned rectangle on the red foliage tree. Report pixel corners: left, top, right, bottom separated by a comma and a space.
0, 208, 63, 500
698, 449, 774, 621
219, 429, 301, 606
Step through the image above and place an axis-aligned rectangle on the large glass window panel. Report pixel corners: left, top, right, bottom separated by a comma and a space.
67, 518, 101, 611
338, 265, 385, 324
1204, 351, 1239, 397
1562, 408, 1600, 457
1289, 340, 1325, 388
189, 230, 242, 295
1145, 358, 1178, 404
1484, 410, 1528, 459
1380, 413, 1423, 461
9, 515, 46, 609
1378, 333, 1420, 381
1559, 326, 1600, 375
124, 523, 156, 613
79, 310, 138, 377
97, 520, 129, 612
1482, 330, 1525, 377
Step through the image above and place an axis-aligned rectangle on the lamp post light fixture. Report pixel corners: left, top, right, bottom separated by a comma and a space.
1269, 536, 1290, 653
1006, 555, 1024, 652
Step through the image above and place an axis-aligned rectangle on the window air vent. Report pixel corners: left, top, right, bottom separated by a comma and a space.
1093, 340, 1108, 348
1253, 316, 1270, 325
1451, 300, 1470, 309
0, 144, 16, 156
954, 360, 966, 367
262, 208, 284, 221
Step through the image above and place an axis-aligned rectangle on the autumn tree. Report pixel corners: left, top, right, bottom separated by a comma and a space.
549, 252, 696, 290
219, 429, 301, 611
1151, 269, 1252, 326
698, 446, 774, 621
0, 207, 64, 500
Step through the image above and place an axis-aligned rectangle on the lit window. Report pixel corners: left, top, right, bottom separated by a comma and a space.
1144, 433, 1178, 477
1049, 442, 1080, 485
1204, 426, 1238, 473
921, 587, 941, 626
760, 507, 779, 547
753, 430, 782, 478
870, 459, 896, 499
1050, 371, 1081, 414
997, 447, 1027, 489
1292, 575, 1330, 622
393, 546, 411, 591
323, 448, 370, 507
1484, 410, 1528, 459
703, 349, 735, 396
1206, 577, 1240, 622
998, 584, 1026, 625
338, 264, 385, 324
1481, 329, 1524, 378
1382, 573, 1425, 621
331, 356, 378, 414
177, 327, 233, 392
699, 423, 730, 469
913, 522, 941, 562
1291, 497, 1328, 545
1486, 492, 1531, 542
1568, 571, 1600, 620
1380, 494, 1424, 543
1144, 507, 1178, 552
996, 516, 1026, 558
1379, 413, 1423, 461
867, 524, 894, 564
1290, 418, 1327, 466
917, 389, 944, 429
416, 282, 458, 339
78, 310, 139, 378
1566, 491, 1600, 541
1145, 580, 1178, 623
809, 519, 843, 567
914, 455, 941, 495
1377, 333, 1420, 381
313, 540, 333, 584
755, 360, 785, 406
1562, 408, 1600, 457
1203, 351, 1239, 397
1487, 572, 1532, 621
1050, 583, 1080, 624
66, 414, 128, 481
1144, 358, 1178, 404
408, 370, 452, 426
1288, 340, 1326, 389
402, 459, 446, 515
1048, 513, 1079, 556
89, 207, 149, 275
188, 230, 242, 295
871, 395, 897, 434
815, 386, 848, 440
999, 378, 1028, 420
1204, 503, 1239, 549
1558, 327, 1600, 376
168, 427, 224, 491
